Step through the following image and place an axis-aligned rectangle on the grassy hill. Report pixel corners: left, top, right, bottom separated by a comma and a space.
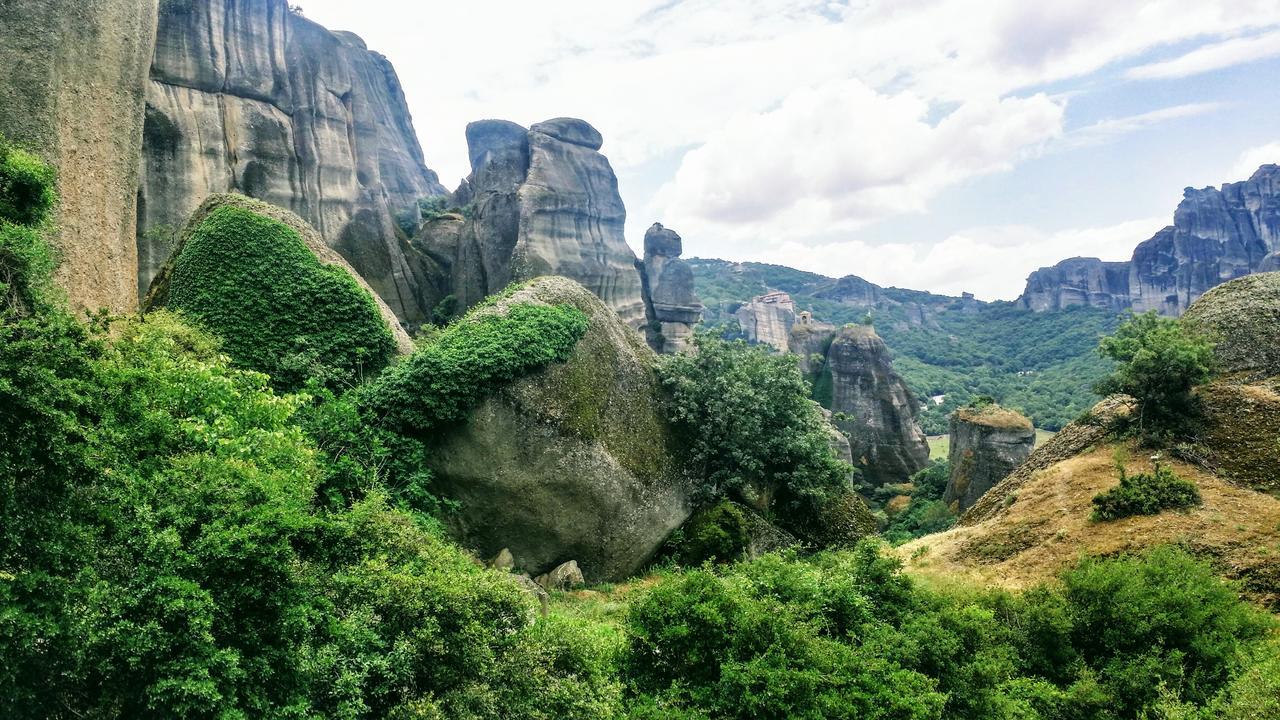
690, 258, 1123, 431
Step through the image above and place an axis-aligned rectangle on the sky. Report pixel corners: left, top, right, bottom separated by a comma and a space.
298, 0, 1280, 300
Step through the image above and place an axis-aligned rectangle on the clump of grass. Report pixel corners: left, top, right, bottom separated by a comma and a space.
1091, 460, 1202, 521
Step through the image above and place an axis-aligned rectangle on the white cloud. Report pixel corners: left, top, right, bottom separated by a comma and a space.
1230, 141, 1280, 179
653, 81, 1064, 242
1056, 102, 1223, 150
744, 217, 1164, 300
1127, 30, 1280, 80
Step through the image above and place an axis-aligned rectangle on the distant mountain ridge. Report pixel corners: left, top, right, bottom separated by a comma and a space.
1019, 164, 1280, 315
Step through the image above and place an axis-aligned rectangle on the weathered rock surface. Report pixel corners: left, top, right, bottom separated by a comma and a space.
639, 222, 703, 353
942, 404, 1035, 513
414, 118, 648, 329
0, 0, 159, 314
735, 291, 797, 352
1183, 271, 1280, 380
137, 0, 446, 322
143, 193, 414, 355
1018, 165, 1280, 315
425, 277, 693, 582
1018, 257, 1131, 312
826, 325, 930, 486
534, 560, 585, 591
1260, 252, 1280, 273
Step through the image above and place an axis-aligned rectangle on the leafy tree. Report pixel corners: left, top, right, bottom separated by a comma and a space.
658, 333, 854, 518
1095, 312, 1215, 441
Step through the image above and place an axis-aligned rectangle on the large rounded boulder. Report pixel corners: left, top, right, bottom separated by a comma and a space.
145, 194, 412, 390
1182, 271, 1280, 380
423, 276, 694, 582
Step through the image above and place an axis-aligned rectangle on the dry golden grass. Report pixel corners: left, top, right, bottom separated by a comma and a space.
955, 404, 1034, 431
898, 441, 1280, 608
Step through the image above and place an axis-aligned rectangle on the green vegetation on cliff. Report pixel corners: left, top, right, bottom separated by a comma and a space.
164, 205, 398, 391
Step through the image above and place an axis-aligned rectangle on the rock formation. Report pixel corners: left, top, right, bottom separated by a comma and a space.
1018, 165, 1280, 315
826, 325, 930, 486
1183, 271, 1280, 381
1018, 257, 1131, 312
735, 291, 797, 352
942, 404, 1035, 513
638, 223, 703, 353
137, 0, 446, 322
414, 118, 648, 331
424, 277, 693, 583
0, 0, 159, 314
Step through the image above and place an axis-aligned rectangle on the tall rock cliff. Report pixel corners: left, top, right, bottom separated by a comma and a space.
942, 403, 1035, 513
735, 291, 797, 352
0, 0, 159, 314
137, 0, 446, 323
414, 118, 648, 329
1018, 165, 1280, 315
638, 222, 703, 354
825, 325, 930, 486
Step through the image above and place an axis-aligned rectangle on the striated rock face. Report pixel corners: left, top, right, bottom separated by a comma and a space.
0, 0, 159, 314
1019, 165, 1280, 315
1018, 257, 1131, 312
735, 291, 797, 352
826, 325, 930, 486
424, 277, 693, 582
639, 222, 703, 353
1260, 253, 1280, 273
137, 0, 446, 322
415, 118, 648, 328
942, 404, 1035, 512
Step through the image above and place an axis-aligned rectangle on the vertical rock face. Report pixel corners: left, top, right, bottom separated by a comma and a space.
1018, 165, 1280, 316
414, 118, 648, 328
137, 0, 446, 322
943, 404, 1035, 513
826, 325, 930, 486
735, 291, 797, 352
1018, 257, 1131, 312
0, 0, 159, 314
639, 222, 703, 353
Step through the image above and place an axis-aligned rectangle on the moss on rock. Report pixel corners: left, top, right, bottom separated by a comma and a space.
145, 194, 407, 391
1183, 272, 1280, 380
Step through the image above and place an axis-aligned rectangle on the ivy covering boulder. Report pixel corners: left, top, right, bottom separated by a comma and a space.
144, 194, 412, 391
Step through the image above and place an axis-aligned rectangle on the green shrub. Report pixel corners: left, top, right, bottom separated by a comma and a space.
1090, 463, 1202, 521
667, 501, 753, 565
0, 142, 56, 227
882, 460, 956, 545
165, 205, 398, 391
358, 299, 588, 437
1095, 312, 1215, 442
658, 334, 854, 523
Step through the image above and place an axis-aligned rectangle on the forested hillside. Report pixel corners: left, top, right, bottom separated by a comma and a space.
691, 259, 1122, 431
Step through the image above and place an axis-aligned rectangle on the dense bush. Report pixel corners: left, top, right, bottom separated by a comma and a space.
621, 544, 1273, 719
0, 142, 56, 227
1091, 463, 1202, 521
165, 205, 398, 391
658, 333, 854, 519
1095, 312, 1215, 441
881, 460, 957, 545
0, 143, 56, 313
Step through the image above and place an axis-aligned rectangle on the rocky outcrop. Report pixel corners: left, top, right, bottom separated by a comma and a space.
1018, 257, 1131, 312
414, 118, 648, 329
826, 325, 930, 486
1183, 271, 1280, 381
137, 0, 446, 322
735, 291, 797, 352
942, 404, 1035, 512
424, 277, 693, 583
1260, 253, 1280, 273
1018, 165, 1280, 315
638, 222, 703, 354
0, 0, 159, 314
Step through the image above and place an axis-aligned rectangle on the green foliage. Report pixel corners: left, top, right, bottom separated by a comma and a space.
667, 502, 754, 565
432, 293, 459, 325
0, 142, 56, 227
619, 544, 1273, 720
881, 460, 956, 544
1090, 463, 1202, 521
658, 333, 854, 522
166, 205, 398, 391
1096, 312, 1215, 442
358, 300, 589, 437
